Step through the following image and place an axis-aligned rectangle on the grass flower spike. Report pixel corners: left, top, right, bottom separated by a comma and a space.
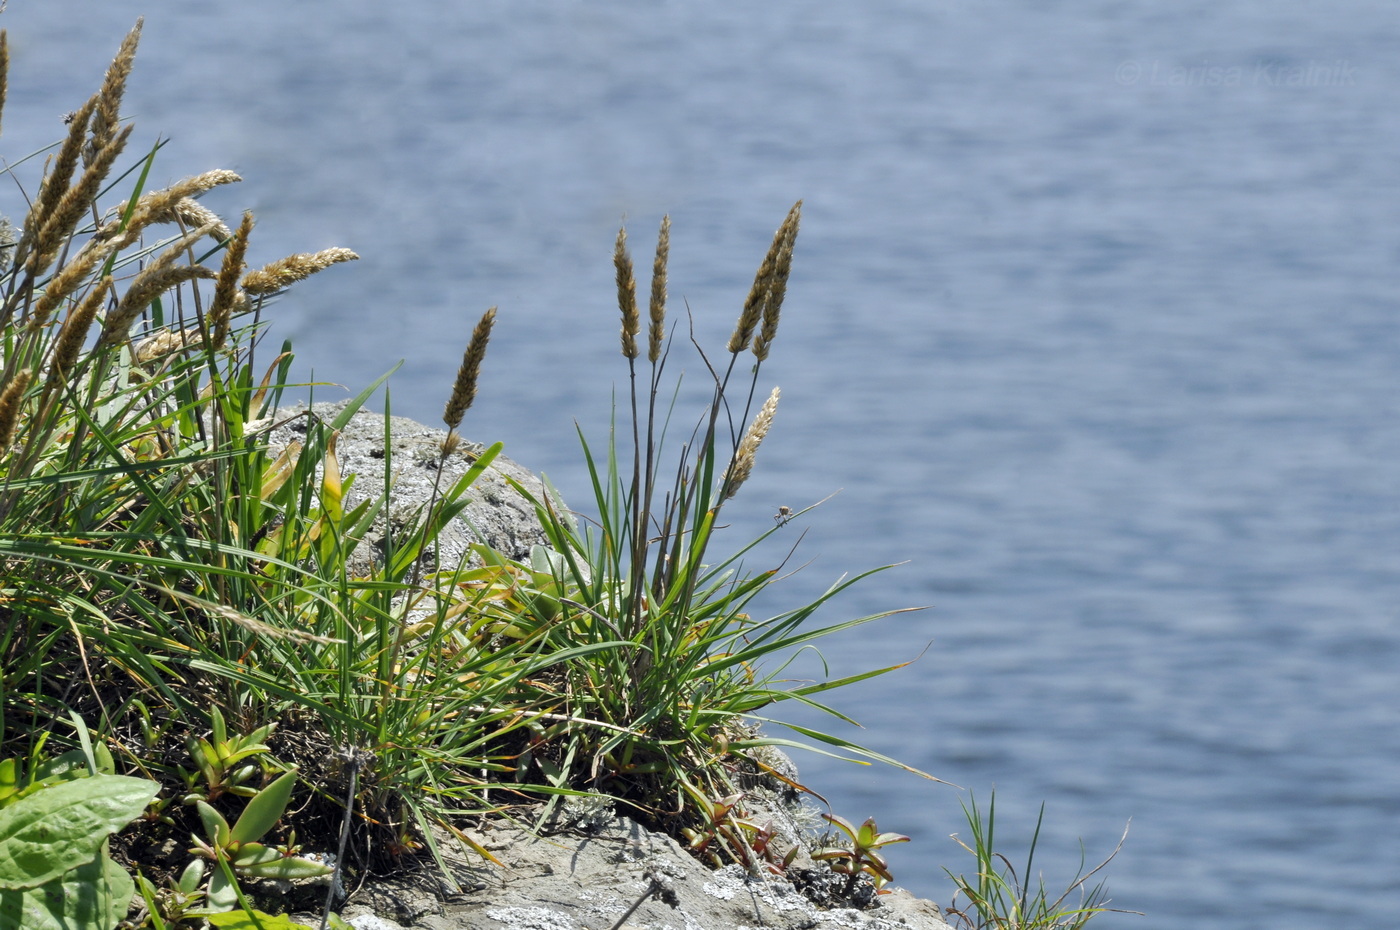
441, 305, 496, 456
648, 215, 670, 362
241, 247, 359, 296
615, 225, 640, 359
725, 385, 779, 499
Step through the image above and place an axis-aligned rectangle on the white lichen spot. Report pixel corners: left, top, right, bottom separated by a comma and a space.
484, 905, 578, 930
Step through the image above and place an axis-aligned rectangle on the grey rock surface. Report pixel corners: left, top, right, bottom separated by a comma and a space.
330, 811, 953, 930
266, 400, 556, 576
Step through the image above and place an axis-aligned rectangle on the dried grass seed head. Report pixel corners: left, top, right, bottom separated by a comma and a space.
0, 370, 32, 449
752, 201, 800, 363
18, 95, 96, 260
0, 31, 9, 140
100, 264, 216, 347
241, 247, 358, 296
97, 221, 222, 347
29, 238, 118, 326
133, 327, 193, 364
443, 305, 496, 432
112, 169, 242, 244
728, 202, 801, 354
648, 215, 670, 363
85, 18, 142, 167
31, 122, 133, 276
209, 211, 254, 349
725, 385, 780, 499
615, 225, 640, 359
49, 278, 110, 380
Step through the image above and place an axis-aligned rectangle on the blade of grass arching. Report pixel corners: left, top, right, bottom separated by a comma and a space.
723, 572, 918, 660
1022, 801, 1045, 920
505, 471, 604, 604
329, 363, 401, 432
0, 444, 253, 493
182, 658, 365, 732
253, 340, 297, 416
384, 442, 502, 580
58, 395, 199, 537
739, 720, 949, 782
714, 606, 923, 678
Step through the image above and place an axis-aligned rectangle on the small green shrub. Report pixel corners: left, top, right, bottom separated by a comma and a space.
944, 791, 1135, 930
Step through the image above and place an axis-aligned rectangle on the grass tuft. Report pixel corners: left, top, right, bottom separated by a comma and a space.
0, 20, 1129, 927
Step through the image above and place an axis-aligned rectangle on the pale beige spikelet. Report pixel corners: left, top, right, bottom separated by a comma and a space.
441, 306, 496, 454
85, 19, 142, 167
110, 170, 242, 243
729, 202, 801, 356
99, 264, 216, 348
30, 123, 134, 276
648, 215, 669, 363
161, 198, 234, 242
49, 279, 110, 380
133, 328, 193, 365
724, 386, 780, 499
29, 238, 118, 327
241, 247, 359, 296
752, 201, 801, 362
614, 226, 639, 359
0, 370, 33, 449
15, 95, 96, 263
209, 211, 254, 349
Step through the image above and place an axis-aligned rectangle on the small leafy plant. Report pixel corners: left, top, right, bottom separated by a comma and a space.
0, 724, 158, 930
187, 769, 332, 914
811, 812, 911, 898
944, 792, 1135, 930
180, 707, 275, 804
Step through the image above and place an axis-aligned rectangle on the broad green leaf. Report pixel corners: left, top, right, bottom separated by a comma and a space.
0, 775, 157, 890
228, 770, 296, 845
0, 761, 17, 806
0, 851, 134, 930
206, 909, 317, 930
177, 858, 205, 894
230, 842, 278, 870
205, 867, 237, 911
236, 854, 333, 880
196, 800, 232, 847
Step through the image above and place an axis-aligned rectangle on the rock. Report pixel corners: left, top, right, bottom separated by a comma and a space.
327, 810, 954, 930
266, 400, 556, 577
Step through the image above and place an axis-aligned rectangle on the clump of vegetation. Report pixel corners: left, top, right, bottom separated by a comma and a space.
944, 792, 1135, 930
0, 18, 937, 926
0, 19, 1130, 929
